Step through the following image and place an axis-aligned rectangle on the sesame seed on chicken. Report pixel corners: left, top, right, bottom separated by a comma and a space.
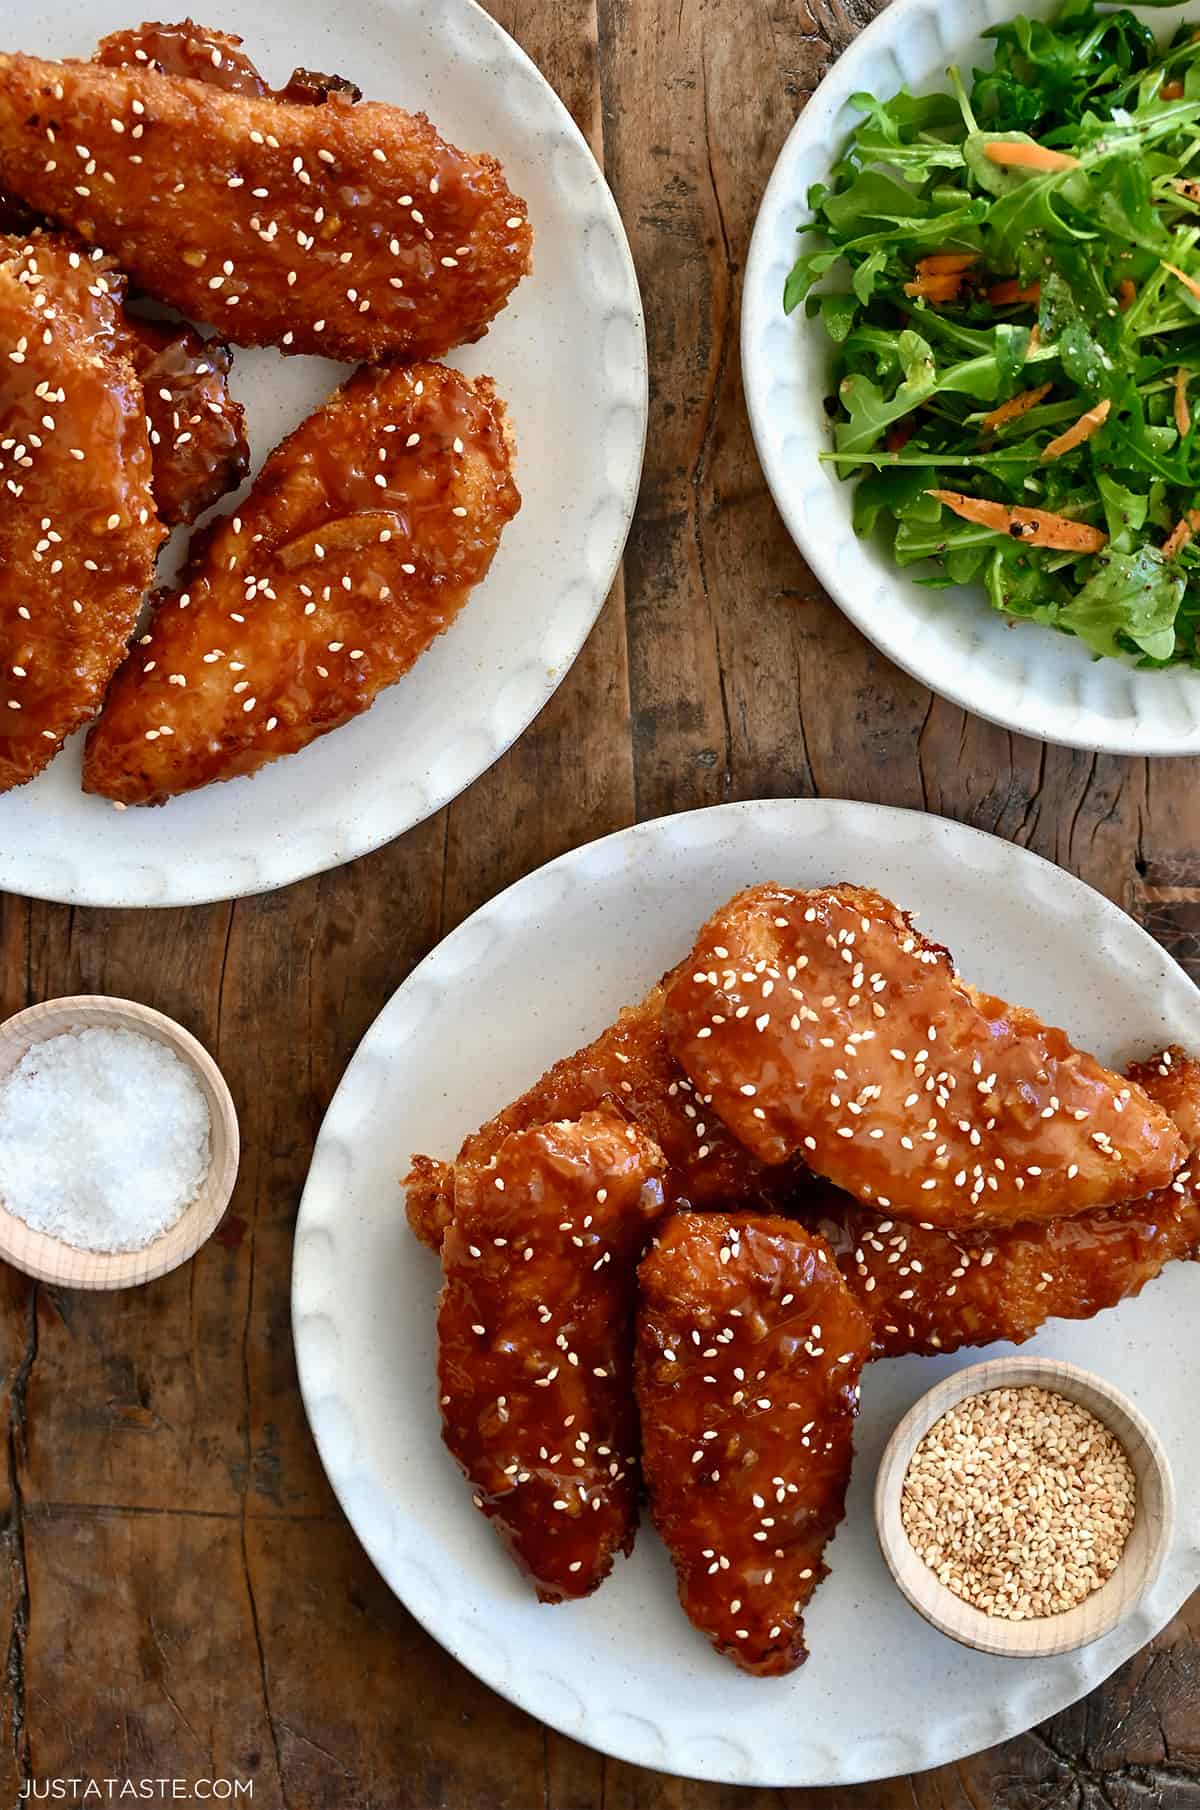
800, 1047, 1200, 1359
636, 1212, 869, 1676
82, 360, 519, 805
404, 977, 793, 1254
664, 883, 1186, 1229
0, 231, 162, 792
0, 43, 533, 362
438, 1112, 668, 1602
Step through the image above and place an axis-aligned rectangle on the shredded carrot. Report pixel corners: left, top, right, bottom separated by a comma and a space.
916, 252, 979, 276
983, 141, 1079, 173
927, 490, 1107, 553
980, 383, 1052, 434
1177, 367, 1192, 438
1173, 177, 1200, 205
988, 278, 1041, 306
1162, 80, 1186, 101
1041, 399, 1111, 461
1164, 261, 1200, 302
1117, 277, 1137, 312
903, 272, 966, 302
1026, 324, 1041, 357
1164, 509, 1200, 558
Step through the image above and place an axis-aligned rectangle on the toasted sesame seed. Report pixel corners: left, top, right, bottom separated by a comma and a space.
900, 1386, 1136, 1620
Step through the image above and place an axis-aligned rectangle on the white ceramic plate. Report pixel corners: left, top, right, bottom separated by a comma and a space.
742, 0, 1200, 756
293, 798, 1200, 1787
0, 0, 645, 906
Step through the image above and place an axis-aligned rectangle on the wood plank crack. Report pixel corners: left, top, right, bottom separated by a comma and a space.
4, 1284, 36, 1797
695, 62, 737, 795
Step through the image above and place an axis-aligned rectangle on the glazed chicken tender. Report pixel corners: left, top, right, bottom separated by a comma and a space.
0, 46, 533, 361
83, 360, 519, 804
0, 234, 162, 791
636, 1213, 870, 1675
438, 1112, 667, 1602
802, 1047, 1200, 1360
665, 884, 1185, 1229
405, 979, 784, 1253
124, 315, 248, 526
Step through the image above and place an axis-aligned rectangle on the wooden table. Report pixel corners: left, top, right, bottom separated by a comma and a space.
2, 0, 1199, 1804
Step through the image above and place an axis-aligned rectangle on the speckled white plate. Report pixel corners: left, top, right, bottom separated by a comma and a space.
293, 798, 1200, 1787
742, 0, 1200, 755
0, 0, 645, 906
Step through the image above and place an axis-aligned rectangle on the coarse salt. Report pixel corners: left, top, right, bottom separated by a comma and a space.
0, 1027, 211, 1252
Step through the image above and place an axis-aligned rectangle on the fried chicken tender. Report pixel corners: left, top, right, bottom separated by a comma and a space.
799, 1047, 1200, 1359
665, 884, 1185, 1230
0, 44, 533, 361
0, 216, 246, 526
405, 979, 783, 1252
94, 20, 363, 108
83, 360, 518, 804
124, 315, 248, 525
636, 1213, 870, 1675
0, 233, 162, 791
438, 1112, 667, 1602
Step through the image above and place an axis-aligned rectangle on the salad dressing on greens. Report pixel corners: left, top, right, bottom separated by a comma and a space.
787, 0, 1200, 667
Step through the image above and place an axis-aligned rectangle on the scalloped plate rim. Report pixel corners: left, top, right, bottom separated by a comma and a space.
741, 0, 1200, 757
292, 797, 1200, 1787
0, 0, 647, 907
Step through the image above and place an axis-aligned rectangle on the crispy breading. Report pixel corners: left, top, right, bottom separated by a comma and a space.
800, 1047, 1200, 1359
0, 233, 162, 792
0, 220, 246, 526
404, 978, 784, 1252
664, 883, 1185, 1229
438, 1112, 667, 1602
636, 1212, 870, 1675
123, 315, 248, 526
0, 46, 532, 361
83, 360, 519, 804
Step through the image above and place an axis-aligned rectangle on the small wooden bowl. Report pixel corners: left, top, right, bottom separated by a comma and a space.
875, 1355, 1175, 1659
0, 996, 239, 1290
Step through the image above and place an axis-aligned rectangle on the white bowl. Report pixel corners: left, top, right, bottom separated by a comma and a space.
742, 0, 1200, 755
0, 996, 239, 1288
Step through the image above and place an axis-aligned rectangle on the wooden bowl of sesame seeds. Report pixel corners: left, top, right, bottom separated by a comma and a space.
874, 1356, 1174, 1659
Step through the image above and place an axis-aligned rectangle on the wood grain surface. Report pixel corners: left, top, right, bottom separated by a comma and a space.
2, 0, 1200, 1804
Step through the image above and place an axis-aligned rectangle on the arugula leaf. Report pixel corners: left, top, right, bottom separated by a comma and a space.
1057, 545, 1184, 657
1096, 473, 1149, 547
836, 330, 938, 454
788, 0, 1200, 668
852, 466, 931, 536
852, 247, 888, 306
834, 332, 1014, 455
783, 246, 841, 314
848, 89, 963, 141
895, 510, 999, 566
816, 292, 860, 342
821, 170, 934, 235
978, 6, 1158, 133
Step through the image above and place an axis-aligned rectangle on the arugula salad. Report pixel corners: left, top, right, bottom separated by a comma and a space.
785, 0, 1200, 667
